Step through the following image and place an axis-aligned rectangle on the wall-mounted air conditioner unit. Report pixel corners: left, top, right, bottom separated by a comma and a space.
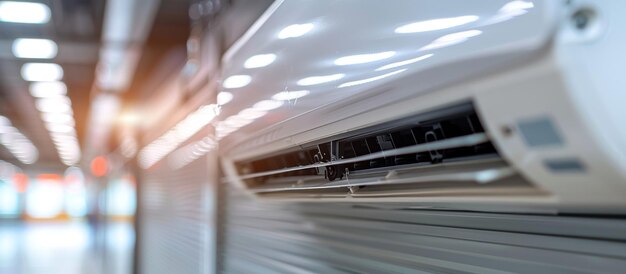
216, 0, 626, 214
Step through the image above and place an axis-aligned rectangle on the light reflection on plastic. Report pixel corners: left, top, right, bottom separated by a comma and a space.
297, 73, 345, 86
419, 30, 482, 51
222, 75, 251, 89
339, 69, 406, 88
253, 100, 283, 111
395, 15, 479, 34
484, 1, 535, 24
217, 91, 234, 105
238, 108, 267, 120
376, 54, 433, 71
334, 51, 396, 66
139, 104, 218, 169
244, 53, 277, 69
278, 23, 314, 39
272, 90, 310, 101
500, 0, 534, 14
168, 137, 217, 169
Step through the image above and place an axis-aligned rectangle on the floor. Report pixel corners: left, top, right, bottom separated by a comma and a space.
0, 220, 134, 274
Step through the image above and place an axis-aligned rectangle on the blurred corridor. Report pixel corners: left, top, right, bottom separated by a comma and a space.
0, 221, 133, 274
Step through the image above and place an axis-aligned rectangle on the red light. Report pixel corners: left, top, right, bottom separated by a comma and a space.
13, 173, 28, 193
91, 156, 108, 177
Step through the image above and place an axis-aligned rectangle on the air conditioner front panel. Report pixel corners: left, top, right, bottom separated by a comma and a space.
217, 0, 557, 153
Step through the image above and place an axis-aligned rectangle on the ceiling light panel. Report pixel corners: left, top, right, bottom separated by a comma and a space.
21, 63, 63, 82
0, 1, 51, 24
12, 38, 57, 59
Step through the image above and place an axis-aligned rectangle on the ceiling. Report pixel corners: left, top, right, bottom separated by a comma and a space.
0, 0, 105, 171
0, 0, 192, 171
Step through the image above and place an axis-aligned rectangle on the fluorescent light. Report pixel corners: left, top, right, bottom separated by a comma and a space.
0, 115, 9, 127
222, 75, 251, 89
42, 113, 75, 124
339, 69, 406, 88
29, 81, 67, 98
0, 1, 51, 24
0, 123, 38, 164
278, 23, 314, 39
244, 54, 276, 69
395, 15, 479, 33
253, 100, 283, 111
12, 38, 57, 59
419, 30, 482, 51
21, 63, 63, 81
51, 135, 77, 143
334, 51, 395, 66
272, 90, 309, 101
36, 97, 72, 113
46, 124, 74, 133
297, 74, 345, 86
376, 54, 433, 71
217, 91, 233, 105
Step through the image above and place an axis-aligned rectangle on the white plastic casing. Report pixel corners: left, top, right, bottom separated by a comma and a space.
216, 0, 626, 213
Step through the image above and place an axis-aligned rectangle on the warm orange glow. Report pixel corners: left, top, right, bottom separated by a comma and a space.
13, 173, 28, 193
91, 156, 108, 177
37, 174, 62, 181
117, 111, 141, 126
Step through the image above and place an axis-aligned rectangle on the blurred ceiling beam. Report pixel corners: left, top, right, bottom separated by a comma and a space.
84, 0, 161, 160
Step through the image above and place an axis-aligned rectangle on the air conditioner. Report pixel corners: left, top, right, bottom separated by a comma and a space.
216, 0, 626, 214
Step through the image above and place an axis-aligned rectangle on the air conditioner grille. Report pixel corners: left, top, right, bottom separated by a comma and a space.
234, 102, 536, 198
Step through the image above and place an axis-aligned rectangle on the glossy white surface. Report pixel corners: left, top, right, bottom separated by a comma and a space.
218, 0, 553, 149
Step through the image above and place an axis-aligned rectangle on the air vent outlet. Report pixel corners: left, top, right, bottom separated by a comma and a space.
234, 102, 538, 199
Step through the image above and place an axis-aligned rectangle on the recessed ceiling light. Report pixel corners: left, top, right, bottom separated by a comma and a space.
29, 81, 67, 97
0, 1, 51, 24
12, 38, 57, 59
21, 63, 63, 82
